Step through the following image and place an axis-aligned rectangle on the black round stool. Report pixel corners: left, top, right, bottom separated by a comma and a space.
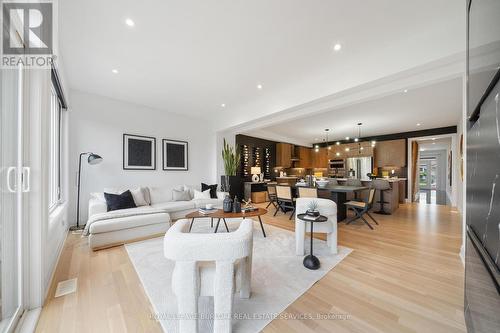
373, 179, 391, 215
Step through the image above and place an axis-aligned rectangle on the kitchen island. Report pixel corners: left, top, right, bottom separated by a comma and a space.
335, 178, 407, 214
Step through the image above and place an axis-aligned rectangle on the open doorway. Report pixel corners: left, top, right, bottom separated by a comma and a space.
409, 136, 454, 206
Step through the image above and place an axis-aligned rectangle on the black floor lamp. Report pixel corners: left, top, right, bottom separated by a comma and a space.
70, 152, 103, 231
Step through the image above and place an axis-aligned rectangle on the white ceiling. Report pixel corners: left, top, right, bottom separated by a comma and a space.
59, 0, 467, 129
244, 78, 462, 144
419, 137, 452, 152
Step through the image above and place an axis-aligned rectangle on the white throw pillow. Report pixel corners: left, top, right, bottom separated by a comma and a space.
90, 192, 105, 202
193, 189, 211, 199
130, 187, 148, 206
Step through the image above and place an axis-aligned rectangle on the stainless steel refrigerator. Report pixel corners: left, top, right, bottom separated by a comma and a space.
345, 157, 372, 180
465, 1, 500, 332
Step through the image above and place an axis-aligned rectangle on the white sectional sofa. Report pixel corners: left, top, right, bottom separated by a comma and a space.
86, 185, 226, 250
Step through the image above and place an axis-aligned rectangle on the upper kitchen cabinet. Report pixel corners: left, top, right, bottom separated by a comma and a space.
374, 139, 406, 167
312, 147, 328, 168
296, 146, 312, 168
276, 143, 293, 168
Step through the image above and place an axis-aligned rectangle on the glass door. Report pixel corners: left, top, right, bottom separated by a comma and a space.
0, 65, 24, 331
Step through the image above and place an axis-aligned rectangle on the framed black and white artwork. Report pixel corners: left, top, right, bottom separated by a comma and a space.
162, 139, 188, 171
123, 134, 156, 170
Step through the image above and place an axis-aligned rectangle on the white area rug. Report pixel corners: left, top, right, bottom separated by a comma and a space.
125, 218, 352, 333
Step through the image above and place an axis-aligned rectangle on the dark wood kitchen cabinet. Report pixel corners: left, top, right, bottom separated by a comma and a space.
374, 139, 406, 167
276, 143, 293, 168
297, 147, 312, 168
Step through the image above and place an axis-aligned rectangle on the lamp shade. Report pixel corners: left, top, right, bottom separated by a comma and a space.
251, 167, 261, 175
87, 153, 103, 165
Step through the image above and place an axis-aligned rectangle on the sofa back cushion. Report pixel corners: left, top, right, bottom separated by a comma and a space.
172, 188, 191, 201
148, 186, 184, 204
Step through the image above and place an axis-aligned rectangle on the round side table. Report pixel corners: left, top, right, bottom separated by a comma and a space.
296, 213, 328, 270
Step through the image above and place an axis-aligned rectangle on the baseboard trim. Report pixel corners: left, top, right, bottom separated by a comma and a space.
43, 230, 69, 305
460, 245, 465, 266
91, 232, 165, 251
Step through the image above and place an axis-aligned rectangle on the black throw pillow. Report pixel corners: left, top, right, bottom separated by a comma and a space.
104, 190, 137, 211
201, 183, 218, 199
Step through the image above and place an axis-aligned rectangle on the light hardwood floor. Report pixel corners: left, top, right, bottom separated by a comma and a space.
36, 203, 465, 333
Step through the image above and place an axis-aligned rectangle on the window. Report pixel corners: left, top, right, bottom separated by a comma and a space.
49, 84, 62, 210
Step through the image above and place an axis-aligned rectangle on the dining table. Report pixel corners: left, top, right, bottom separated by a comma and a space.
292, 184, 368, 221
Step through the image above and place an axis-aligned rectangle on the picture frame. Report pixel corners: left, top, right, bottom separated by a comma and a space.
123, 134, 156, 170
162, 139, 188, 171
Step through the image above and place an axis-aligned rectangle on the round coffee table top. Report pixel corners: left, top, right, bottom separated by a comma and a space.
186, 208, 267, 219
296, 214, 328, 223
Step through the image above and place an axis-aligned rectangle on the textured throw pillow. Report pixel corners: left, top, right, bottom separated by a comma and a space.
201, 183, 218, 199
130, 187, 148, 206
193, 189, 211, 200
104, 190, 137, 211
90, 192, 105, 202
172, 189, 191, 201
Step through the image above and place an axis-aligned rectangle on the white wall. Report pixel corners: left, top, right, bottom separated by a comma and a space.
67, 91, 217, 223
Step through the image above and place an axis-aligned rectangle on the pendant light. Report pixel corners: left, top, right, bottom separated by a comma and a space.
325, 129, 331, 150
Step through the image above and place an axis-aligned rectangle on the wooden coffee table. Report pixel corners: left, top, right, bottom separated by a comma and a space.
185, 208, 268, 237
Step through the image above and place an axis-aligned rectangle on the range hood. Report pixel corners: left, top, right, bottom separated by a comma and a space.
291, 145, 300, 161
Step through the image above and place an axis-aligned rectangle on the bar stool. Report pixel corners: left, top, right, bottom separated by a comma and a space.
373, 179, 391, 215
346, 178, 362, 201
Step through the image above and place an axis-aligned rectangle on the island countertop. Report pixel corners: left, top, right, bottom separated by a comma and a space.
333, 178, 406, 182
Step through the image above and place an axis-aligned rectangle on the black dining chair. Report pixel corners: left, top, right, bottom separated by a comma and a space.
274, 185, 296, 220
345, 187, 378, 229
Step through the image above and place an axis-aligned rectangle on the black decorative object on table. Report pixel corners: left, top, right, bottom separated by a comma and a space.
297, 214, 328, 270
233, 197, 241, 213
223, 195, 233, 213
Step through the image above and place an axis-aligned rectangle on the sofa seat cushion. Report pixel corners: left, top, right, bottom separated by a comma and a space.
89, 212, 170, 234
192, 198, 223, 209
151, 201, 196, 212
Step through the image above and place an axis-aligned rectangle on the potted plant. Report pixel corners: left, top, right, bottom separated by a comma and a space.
221, 138, 241, 197
306, 200, 320, 217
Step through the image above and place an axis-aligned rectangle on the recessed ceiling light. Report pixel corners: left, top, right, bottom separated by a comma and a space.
315, 145, 319, 149
336, 152, 340, 156
416, 123, 421, 127
221, 103, 226, 108
333, 43, 342, 51
257, 84, 263, 90
360, 147, 364, 150
125, 18, 135, 27
371, 140, 376, 145
345, 148, 350, 152
354, 138, 359, 142
432, 138, 436, 140
345, 136, 350, 140
403, 89, 408, 93
336, 141, 340, 145
111, 69, 119, 74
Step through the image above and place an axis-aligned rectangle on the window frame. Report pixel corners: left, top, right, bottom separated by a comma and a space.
48, 82, 63, 212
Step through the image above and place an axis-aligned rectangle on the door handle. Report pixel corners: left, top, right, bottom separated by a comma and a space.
22, 167, 30, 192
7, 166, 17, 192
